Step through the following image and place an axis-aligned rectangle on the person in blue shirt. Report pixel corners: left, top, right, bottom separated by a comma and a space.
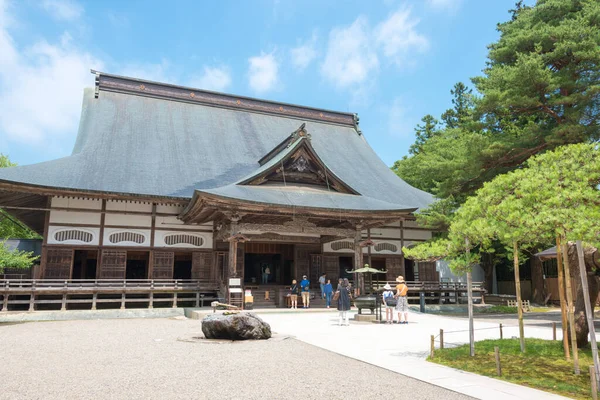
323, 279, 333, 308
300, 275, 310, 308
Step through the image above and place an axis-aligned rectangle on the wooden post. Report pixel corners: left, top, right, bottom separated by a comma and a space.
591, 365, 598, 400
499, 323, 503, 339
561, 236, 580, 374
354, 225, 364, 295
195, 292, 200, 308
2, 293, 8, 312
172, 292, 178, 308
556, 236, 570, 360
61, 280, 67, 311
92, 292, 97, 311
440, 329, 444, 349
29, 293, 35, 312
466, 238, 474, 357
513, 242, 525, 353
553, 322, 557, 341
494, 346, 502, 377
577, 241, 600, 384
430, 335, 435, 358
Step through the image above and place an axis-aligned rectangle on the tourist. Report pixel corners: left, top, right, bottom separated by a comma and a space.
290, 279, 298, 309
319, 273, 326, 298
300, 275, 310, 308
262, 264, 270, 284
382, 283, 396, 324
395, 276, 409, 324
323, 279, 333, 308
336, 278, 352, 326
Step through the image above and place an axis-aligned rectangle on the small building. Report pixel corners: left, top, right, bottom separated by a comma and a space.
0, 72, 436, 309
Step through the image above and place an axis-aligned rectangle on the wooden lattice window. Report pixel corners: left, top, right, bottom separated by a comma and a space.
152, 251, 174, 279
54, 229, 93, 243
331, 241, 353, 251
192, 252, 214, 280
108, 231, 145, 244
164, 234, 204, 247
99, 250, 127, 279
44, 249, 73, 279
375, 242, 398, 253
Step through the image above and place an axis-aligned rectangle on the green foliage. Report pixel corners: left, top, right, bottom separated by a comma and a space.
0, 241, 38, 273
409, 114, 439, 155
477, 305, 517, 314
440, 82, 476, 129
0, 155, 39, 239
431, 338, 596, 399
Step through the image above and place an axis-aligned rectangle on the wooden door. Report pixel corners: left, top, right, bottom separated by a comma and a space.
99, 250, 127, 279
310, 254, 321, 284
323, 255, 339, 284
192, 252, 214, 280
216, 252, 227, 282
386, 257, 405, 281
418, 261, 439, 282
152, 251, 174, 279
44, 249, 74, 279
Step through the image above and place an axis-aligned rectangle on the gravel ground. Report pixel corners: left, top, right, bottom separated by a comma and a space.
0, 318, 473, 400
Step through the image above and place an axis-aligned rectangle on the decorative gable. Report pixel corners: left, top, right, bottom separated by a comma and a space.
240, 124, 359, 195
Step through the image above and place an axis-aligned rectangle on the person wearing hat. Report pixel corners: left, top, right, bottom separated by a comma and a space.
300, 275, 311, 308
395, 276, 409, 324
382, 283, 396, 324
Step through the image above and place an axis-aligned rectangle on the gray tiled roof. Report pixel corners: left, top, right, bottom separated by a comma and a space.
0, 84, 434, 211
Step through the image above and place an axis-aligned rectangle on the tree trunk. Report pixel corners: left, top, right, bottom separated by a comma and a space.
480, 252, 495, 294
530, 254, 545, 304
567, 243, 600, 348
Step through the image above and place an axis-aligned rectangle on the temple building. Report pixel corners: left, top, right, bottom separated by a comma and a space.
0, 71, 436, 309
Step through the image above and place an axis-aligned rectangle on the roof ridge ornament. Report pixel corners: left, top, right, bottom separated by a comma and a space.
288, 123, 310, 147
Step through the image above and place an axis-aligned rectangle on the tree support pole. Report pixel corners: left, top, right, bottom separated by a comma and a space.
466, 237, 474, 357
556, 235, 570, 360
562, 235, 580, 375
513, 242, 525, 353
576, 240, 599, 384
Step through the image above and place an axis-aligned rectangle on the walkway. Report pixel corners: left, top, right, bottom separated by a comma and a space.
256, 310, 571, 400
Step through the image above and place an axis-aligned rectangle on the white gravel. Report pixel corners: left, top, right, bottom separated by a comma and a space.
0, 318, 473, 400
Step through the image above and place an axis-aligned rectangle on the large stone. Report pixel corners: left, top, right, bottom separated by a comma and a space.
201, 312, 272, 340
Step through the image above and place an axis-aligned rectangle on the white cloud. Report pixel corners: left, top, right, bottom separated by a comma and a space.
189, 66, 232, 92
320, 17, 379, 89
387, 97, 413, 138
247, 52, 279, 93
0, 2, 102, 148
425, 0, 463, 12
374, 8, 429, 65
42, 0, 83, 21
320, 8, 427, 90
290, 33, 317, 71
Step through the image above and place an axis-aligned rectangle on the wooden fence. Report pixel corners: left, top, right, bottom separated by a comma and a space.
0, 279, 219, 312
371, 280, 486, 304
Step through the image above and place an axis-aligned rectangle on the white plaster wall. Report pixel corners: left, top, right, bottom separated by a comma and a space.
106, 200, 153, 213
47, 226, 100, 245
49, 210, 101, 225
156, 204, 185, 214
103, 228, 151, 247
104, 213, 152, 227
436, 260, 485, 283
51, 197, 102, 210
154, 231, 213, 249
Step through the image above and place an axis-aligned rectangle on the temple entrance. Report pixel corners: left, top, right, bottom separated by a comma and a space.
370, 258, 388, 283
126, 251, 149, 279
72, 250, 97, 279
243, 243, 294, 285
174, 253, 192, 280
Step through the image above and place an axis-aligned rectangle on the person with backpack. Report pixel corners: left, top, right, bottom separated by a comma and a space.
382, 283, 396, 324
395, 276, 409, 324
300, 275, 310, 308
336, 278, 352, 326
289, 279, 298, 309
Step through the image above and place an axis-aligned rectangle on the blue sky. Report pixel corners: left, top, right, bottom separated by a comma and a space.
0, 0, 525, 167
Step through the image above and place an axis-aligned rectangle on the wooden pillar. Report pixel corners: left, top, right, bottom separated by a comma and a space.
96, 200, 107, 279
354, 224, 364, 295
39, 197, 52, 279
367, 228, 372, 268
400, 219, 405, 273
227, 216, 240, 278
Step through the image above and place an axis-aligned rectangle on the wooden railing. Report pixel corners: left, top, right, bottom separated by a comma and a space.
369, 280, 486, 304
0, 279, 220, 312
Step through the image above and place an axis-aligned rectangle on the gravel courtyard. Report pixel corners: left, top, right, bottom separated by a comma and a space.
0, 317, 472, 400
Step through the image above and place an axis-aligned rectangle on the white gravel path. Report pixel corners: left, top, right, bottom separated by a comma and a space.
0, 318, 473, 400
